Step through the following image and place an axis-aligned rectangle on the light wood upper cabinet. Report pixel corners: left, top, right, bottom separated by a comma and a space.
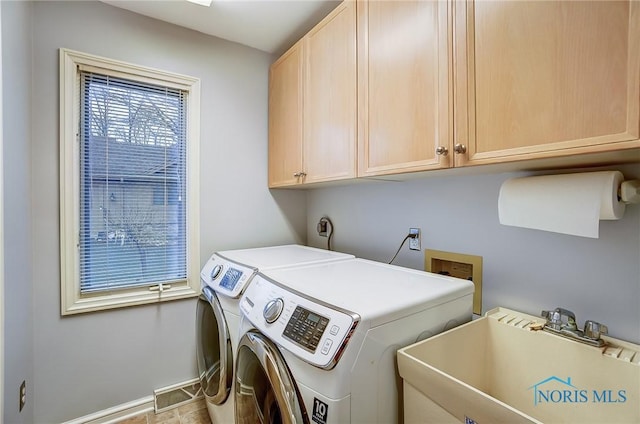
268, 2, 356, 187
454, 0, 640, 166
304, 1, 357, 184
358, 0, 452, 177
270, 0, 640, 186
268, 42, 303, 187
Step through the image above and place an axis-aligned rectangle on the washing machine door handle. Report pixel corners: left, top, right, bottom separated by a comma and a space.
236, 330, 309, 424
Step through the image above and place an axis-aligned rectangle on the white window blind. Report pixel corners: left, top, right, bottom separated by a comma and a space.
79, 71, 188, 293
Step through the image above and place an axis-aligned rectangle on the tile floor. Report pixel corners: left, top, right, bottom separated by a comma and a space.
116, 399, 212, 424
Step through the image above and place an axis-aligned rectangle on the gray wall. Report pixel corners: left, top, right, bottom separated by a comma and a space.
4, 0, 639, 422
2, 1, 34, 423
307, 164, 640, 344
26, 1, 306, 422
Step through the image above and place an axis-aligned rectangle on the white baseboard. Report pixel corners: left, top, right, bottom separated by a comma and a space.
62, 396, 155, 424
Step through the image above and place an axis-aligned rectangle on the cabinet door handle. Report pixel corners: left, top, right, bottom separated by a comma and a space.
454, 143, 467, 154
293, 172, 301, 178
435, 146, 449, 156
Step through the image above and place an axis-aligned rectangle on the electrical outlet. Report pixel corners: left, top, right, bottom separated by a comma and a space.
317, 218, 329, 237
19, 380, 26, 412
409, 228, 421, 251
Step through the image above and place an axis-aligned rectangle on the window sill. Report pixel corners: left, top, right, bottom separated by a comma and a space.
62, 281, 199, 315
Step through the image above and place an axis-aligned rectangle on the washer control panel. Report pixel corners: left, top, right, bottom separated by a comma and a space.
200, 253, 257, 298
240, 274, 359, 369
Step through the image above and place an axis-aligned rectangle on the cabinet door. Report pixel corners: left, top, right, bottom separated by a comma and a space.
358, 0, 452, 177
268, 42, 303, 188
455, 0, 640, 167
303, 1, 357, 184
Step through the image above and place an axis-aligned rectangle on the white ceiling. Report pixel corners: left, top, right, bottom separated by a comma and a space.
100, 0, 341, 55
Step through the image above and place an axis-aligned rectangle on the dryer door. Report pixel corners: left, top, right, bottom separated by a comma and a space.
235, 330, 308, 424
196, 286, 232, 405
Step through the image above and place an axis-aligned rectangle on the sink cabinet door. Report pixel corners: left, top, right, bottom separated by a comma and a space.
454, 0, 640, 167
268, 42, 304, 188
303, 1, 357, 184
358, 0, 452, 177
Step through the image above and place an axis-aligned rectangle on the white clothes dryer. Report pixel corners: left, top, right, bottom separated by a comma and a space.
235, 258, 475, 424
196, 245, 354, 423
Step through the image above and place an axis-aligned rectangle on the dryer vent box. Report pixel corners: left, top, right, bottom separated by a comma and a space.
425, 249, 482, 315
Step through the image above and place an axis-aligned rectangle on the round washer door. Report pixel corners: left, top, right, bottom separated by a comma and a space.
196, 286, 232, 405
235, 330, 308, 424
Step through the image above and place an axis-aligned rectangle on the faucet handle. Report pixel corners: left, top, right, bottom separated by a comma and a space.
542, 309, 561, 328
584, 320, 608, 340
542, 308, 577, 330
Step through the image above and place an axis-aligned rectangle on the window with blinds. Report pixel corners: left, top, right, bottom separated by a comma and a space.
60, 48, 201, 315
79, 72, 188, 292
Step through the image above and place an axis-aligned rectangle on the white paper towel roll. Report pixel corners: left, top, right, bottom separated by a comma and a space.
498, 171, 626, 238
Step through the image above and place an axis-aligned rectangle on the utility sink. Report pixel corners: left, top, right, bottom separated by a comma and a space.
398, 308, 640, 423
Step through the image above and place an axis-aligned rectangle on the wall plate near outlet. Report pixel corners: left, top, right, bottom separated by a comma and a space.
409, 228, 421, 251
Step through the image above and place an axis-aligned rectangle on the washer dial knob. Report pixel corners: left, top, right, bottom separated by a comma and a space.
263, 298, 284, 324
210, 264, 223, 280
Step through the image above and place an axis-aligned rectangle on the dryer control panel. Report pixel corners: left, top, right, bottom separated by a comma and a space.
200, 253, 257, 299
240, 274, 359, 369
283, 306, 330, 352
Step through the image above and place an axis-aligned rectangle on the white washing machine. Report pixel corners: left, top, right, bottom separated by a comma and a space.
196, 245, 354, 423
234, 258, 475, 424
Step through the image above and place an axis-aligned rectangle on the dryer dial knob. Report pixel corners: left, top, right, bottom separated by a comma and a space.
211, 264, 223, 281
263, 298, 284, 324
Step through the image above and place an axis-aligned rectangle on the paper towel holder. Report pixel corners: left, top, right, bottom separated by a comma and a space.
619, 180, 640, 204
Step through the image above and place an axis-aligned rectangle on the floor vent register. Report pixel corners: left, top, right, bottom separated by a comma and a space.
153, 378, 204, 414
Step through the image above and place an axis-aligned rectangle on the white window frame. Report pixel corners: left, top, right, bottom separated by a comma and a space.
59, 48, 201, 315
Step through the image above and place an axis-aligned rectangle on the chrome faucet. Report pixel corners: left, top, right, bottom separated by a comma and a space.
541, 307, 608, 347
